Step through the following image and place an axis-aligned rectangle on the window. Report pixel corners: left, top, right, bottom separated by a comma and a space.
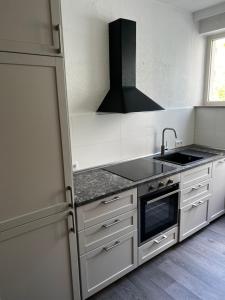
205, 33, 225, 105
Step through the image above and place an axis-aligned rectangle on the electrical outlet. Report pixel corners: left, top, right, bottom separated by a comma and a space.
175, 139, 183, 147
73, 161, 79, 171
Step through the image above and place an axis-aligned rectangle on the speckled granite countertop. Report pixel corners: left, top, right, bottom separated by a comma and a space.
73, 144, 225, 206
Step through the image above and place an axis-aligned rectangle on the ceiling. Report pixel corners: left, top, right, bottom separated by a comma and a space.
158, 0, 225, 12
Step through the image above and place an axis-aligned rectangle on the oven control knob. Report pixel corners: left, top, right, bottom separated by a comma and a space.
148, 185, 154, 191
158, 182, 164, 188
167, 179, 174, 185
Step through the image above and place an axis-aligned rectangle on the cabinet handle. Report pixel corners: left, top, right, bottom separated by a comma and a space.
192, 200, 204, 208
102, 196, 120, 204
154, 234, 168, 244
191, 187, 198, 191
66, 186, 74, 208
56, 24, 63, 54
102, 219, 121, 228
191, 184, 203, 191
103, 241, 121, 252
69, 211, 76, 233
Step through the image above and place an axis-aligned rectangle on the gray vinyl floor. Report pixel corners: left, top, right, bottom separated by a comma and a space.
90, 216, 225, 300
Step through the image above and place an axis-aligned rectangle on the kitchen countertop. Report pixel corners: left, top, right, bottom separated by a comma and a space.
73, 144, 225, 206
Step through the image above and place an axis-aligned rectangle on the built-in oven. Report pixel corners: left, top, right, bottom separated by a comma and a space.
138, 176, 180, 245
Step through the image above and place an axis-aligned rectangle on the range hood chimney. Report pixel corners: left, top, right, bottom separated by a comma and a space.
97, 18, 164, 113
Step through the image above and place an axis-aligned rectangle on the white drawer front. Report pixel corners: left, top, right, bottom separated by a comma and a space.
80, 231, 137, 299
138, 227, 178, 266
180, 179, 211, 208
78, 210, 137, 255
179, 197, 209, 241
181, 163, 212, 190
77, 189, 137, 231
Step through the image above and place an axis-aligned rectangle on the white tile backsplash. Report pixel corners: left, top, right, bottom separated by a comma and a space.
70, 107, 195, 170
121, 136, 149, 160
73, 141, 121, 169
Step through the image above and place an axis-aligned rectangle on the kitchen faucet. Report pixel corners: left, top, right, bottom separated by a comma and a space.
161, 128, 178, 156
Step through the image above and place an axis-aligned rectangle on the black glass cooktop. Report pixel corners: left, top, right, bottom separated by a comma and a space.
104, 158, 176, 182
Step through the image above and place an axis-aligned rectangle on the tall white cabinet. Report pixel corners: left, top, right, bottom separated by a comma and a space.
0, 2, 80, 300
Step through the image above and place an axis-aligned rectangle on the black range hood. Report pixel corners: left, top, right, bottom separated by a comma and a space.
97, 18, 164, 113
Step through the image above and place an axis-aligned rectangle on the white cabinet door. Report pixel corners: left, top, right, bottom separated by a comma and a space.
0, 211, 80, 300
80, 231, 137, 299
209, 158, 225, 221
0, 0, 62, 56
179, 197, 209, 241
0, 53, 72, 227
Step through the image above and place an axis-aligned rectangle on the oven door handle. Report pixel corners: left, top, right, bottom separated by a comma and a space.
146, 189, 179, 205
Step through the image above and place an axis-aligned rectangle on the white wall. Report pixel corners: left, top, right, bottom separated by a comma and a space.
195, 108, 225, 149
61, 0, 205, 169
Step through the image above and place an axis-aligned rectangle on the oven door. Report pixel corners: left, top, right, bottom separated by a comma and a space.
140, 184, 179, 244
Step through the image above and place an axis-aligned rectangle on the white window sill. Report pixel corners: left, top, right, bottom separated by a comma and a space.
194, 105, 225, 108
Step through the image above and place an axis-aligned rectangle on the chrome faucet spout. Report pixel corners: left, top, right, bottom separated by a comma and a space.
161, 128, 178, 156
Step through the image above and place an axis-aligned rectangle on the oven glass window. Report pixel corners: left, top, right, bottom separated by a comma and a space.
140, 190, 178, 243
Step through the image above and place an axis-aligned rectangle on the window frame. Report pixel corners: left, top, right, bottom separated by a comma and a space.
204, 32, 225, 106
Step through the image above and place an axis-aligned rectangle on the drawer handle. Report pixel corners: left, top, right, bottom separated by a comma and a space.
154, 234, 168, 244
191, 187, 198, 191
102, 196, 121, 204
102, 219, 121, 228
103, 241, 121, 252
218, 160, 225, 164
192, 200, 204, 208
191, 184, 203, 191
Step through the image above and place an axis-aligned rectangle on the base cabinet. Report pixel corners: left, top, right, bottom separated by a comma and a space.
179, 197, 209, 241
209, 159, 225, 222
179, 163, 212, 242
77, 159, 225, 298
80, 231, 137, 299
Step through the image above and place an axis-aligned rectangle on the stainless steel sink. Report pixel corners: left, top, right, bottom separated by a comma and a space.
154, 152, 204, 166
